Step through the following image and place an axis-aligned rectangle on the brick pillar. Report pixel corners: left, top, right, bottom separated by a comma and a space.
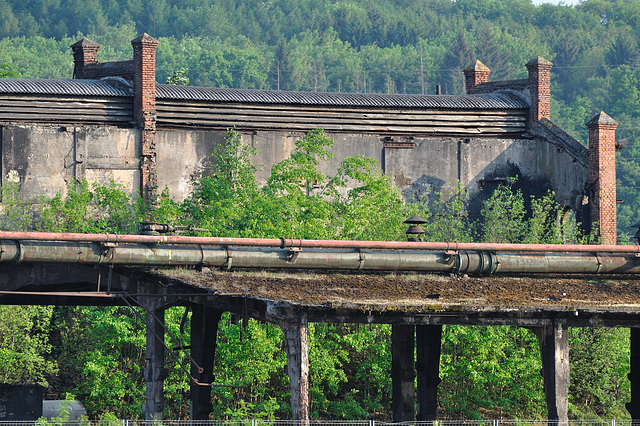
526, 57, 553, 123
463, 60, 490, 94
587, 111, 618, 245
70, 38, 100, 79
132, 33, 159, 203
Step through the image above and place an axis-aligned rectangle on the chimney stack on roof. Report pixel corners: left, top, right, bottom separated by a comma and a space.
587, 111, 618, 245
526, 57, 553, 123
463, 60, 491, 94
131, 33, 159, 202
70, 38, 100, 79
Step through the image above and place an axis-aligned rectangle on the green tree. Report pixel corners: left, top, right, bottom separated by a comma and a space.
481, 180, 527, 243
569, 327, 630, 418
439, 325, 545, 419
441, 31, 474, 95
165, 67, 189, 85
0, 306, 57, 386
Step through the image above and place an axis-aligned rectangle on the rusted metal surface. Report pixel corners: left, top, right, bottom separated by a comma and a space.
278, 238, 640, 254
0, 231, 639, 254
0, 291, 116, 298
156, 84, 528, 109
0, 238, 640, 275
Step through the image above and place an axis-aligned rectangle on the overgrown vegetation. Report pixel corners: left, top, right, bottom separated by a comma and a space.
0, 129, 630, 419
1, 0, 638, 238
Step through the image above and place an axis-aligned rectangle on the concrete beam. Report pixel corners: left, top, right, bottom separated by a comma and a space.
143, 306, 167, 420
533, 320, 569, 424
280, 313, 309, 421
190, 306, 223, 420
627, 327, 640, 419
391, 324, 415, 422
416, 325, 442, 421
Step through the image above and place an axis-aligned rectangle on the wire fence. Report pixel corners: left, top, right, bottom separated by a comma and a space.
0, 420, 636, 426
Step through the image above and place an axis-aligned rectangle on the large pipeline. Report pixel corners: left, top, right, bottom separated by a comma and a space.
0, 230, 638, 253
0, 240, 639, 275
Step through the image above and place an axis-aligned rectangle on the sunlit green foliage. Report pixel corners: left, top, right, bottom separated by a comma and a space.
165, 67, 189, 85
180, 128, 409, 241
0, 306, 56, 386
0, 129, 633, 419
0, 0, 637, 419
569, 327, 631, 418
3, 0, 640, 237
440, 326, 545, 419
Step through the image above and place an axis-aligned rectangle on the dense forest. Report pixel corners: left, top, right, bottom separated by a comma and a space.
0, 0, 638, 420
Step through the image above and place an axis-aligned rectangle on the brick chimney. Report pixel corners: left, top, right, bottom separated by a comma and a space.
526, 57, 553, 123
131, 33, 159, 202
587, 111, 618, 245
463, 60, 490, 94
70, 38, 100, 79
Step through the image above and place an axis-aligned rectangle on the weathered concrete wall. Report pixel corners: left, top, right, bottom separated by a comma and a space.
79, 126, 140, 194
155, 130, 219, 199
250, 131, 384, 185
384, 136, 587, 216
155, 130, 385, 201
1, 125, 588, 223
2, 125, 75, 199
2, 124, 140, 200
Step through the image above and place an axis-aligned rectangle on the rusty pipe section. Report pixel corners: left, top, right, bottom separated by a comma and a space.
0, 240, 640, 274
494, 252, 640, 274
0, 241, 453, 270
0, 230, 639, 254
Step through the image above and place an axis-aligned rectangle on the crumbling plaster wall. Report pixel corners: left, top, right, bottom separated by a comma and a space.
2, 124, 139, 200
157, 128, 588, 218
384, 135, 588, 216
2, 125, 588, 221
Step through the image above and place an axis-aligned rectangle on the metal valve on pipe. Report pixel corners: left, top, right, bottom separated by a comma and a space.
139, 222, 210, 236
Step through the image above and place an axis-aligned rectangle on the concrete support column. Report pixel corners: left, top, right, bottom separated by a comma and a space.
280, 314, 309, 421
534, 320, 569, 424
190, 306, 223, 420
391, 324, 415, 422
627, 328, 640, 420
144, 307, 167, 420
416, 325, 442, 421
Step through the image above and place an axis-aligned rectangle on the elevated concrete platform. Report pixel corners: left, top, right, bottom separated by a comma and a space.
2, 263, 639, 422
157, 268, 640, 327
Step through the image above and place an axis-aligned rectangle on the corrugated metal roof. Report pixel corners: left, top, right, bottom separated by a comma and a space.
156, 84, 529, 110
472, 79, 529, 95
0, 78, 134, 97
0, 78, 528, 109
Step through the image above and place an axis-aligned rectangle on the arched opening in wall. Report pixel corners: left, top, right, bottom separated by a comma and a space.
560, 206, 578, 244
